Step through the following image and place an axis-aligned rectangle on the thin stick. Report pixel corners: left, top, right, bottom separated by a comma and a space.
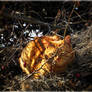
64, 4, 76, 39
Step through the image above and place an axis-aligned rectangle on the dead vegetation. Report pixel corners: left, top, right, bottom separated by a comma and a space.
0, 1, 92, 91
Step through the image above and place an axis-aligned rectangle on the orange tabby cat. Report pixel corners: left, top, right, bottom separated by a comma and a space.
19, 35, 75, 79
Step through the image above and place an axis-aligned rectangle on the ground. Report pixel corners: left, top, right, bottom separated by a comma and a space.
0, 1, 92, 91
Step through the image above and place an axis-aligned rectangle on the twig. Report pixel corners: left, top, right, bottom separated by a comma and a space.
64, 3, 76, 39
74, 10, 86, 22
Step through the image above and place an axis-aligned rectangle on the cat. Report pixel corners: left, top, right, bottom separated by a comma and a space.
19, 35, 75, 79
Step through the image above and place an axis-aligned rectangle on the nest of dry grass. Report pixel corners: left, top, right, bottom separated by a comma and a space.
0, 25, 91, 91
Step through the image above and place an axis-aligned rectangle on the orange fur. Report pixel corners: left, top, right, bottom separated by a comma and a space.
19, 35, 75, 78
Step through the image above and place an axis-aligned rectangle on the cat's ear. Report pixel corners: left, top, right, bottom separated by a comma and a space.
64, 35, 71, 44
